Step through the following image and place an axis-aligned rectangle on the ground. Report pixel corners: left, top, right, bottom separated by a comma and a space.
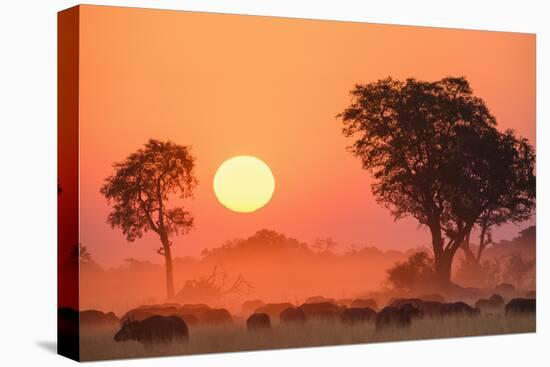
80, 313, 535, 361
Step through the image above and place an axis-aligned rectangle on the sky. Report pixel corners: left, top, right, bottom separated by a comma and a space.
78, 5, 536, 268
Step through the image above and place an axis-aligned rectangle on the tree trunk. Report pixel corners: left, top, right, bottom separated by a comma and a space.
434, 251, 453, 289
160, 233, 175, 299
461, 230, 477, 264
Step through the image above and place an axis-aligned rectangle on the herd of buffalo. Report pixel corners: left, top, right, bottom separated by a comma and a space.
61, 294, 536, 347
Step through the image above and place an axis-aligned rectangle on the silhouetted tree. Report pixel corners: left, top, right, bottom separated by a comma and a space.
101, 139, 197, 298
339, 76, 535, 288
461, 130, 535, 266
311, 238, 338, 254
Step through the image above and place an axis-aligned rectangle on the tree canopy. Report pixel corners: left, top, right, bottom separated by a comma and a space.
101, 139, 197, 242
101, 139, 198, 298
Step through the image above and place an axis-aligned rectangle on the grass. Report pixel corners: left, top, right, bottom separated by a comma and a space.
80, 314, 535, 361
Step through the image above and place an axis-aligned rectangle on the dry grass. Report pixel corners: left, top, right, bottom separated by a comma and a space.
80, 314, 535, 361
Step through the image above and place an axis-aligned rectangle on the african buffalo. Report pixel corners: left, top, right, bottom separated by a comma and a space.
299, 302, 344, 320
246, 313, 271, 331
280, 307, 307, 324
505, 298, 536, 316
255, 303, 294, 320
340, 307, 377, 325
475, 294, 505, 312
389, 298, 442, 317
80, 309, 119, 327
201, 308, 232, 324
439, 302, 479, 317
114, 315, 189, 345
376, 304, 422, 330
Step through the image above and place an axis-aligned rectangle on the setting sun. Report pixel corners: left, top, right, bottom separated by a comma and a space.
213, 156, 275, 213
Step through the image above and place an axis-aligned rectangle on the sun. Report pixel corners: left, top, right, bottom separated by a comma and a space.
213, 156, 275, 213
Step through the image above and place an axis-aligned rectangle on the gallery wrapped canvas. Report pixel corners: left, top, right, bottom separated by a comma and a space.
58, 5, 536, 362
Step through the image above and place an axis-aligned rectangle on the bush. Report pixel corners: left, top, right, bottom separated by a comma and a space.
386, 252, 434, 293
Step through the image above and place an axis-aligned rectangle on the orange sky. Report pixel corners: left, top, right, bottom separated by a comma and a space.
78, 5, 535, 267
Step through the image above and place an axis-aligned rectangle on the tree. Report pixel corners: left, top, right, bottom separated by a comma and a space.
386, 252, 434, 293
311, 238, 338, 254
339, 76, 535, 288
174, 266, 254, 304
101, 139, 198, 298
461, 130, 535, 266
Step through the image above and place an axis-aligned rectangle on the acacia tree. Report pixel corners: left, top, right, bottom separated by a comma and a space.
101, 139, 198, 298
339, 76, 535, 288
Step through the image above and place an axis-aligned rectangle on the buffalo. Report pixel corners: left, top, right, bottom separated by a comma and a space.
505, 298, 536, 316
299, 302, 344, 320
255, 303, 294, 320
280, 307, 307, 324
389, 298, 442, 318
376, 304, 422, 330
439, 302, 479, 317
340, 307, 377, 325
475, 294, 505, 312
246, 313, 271, 331
201, 308, 232, 324
120, 305, 178, 324
80, 309, 119, 328
114, 315, 189, 345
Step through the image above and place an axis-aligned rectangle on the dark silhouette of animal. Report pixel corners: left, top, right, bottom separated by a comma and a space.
475, 294, 505, 312
80, 309, 119, 327
242, 300, 264, 315
280, 307, 306, 324
376, 305, 422, 330
340, 307, 377, 325
255, 303, 294, 320
179, 304, 211, 323
389, 298, 441, 317
439, 302, 479, 317
299, 302, 344, 320
201, 308, 232, 324
120, 303, 214, 327
505, 298, 536, 316
121, 304, 185, 323
246, 313, 271, 331
350, 298, 378, 310
114, 316, 189, 345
